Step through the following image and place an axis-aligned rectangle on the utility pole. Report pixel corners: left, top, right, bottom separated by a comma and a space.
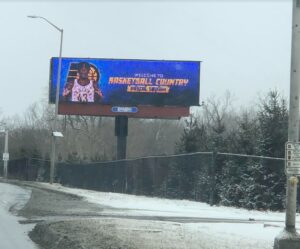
274, 0, 300, 248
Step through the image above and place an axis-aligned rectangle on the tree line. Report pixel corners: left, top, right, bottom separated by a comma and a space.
174, 90, 289, 210
0, 89, 295, 210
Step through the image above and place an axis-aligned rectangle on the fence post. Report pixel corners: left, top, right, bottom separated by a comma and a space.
28, 158, 32, 181
209, 150, 217, 206
26, 158, 29, 181
124, 160, 128, 193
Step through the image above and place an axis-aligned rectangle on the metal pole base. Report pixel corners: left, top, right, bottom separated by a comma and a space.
3, 165, 7, 179
274, 230, 300, 249
50, 136, 56, 184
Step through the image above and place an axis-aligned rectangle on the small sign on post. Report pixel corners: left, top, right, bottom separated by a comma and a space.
2, 153, 9, 161
285, 142, 300, 175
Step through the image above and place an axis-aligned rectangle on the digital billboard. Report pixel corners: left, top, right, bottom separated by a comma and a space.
50, 58, 201, 107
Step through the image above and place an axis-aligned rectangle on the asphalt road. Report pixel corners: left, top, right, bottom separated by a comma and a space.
0, 182, 38, 249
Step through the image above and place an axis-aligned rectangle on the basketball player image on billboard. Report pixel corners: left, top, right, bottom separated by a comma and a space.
62, 62, 103, 103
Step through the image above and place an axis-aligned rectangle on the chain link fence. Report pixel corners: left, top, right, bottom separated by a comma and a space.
212, 152, 286, 210
0, 158, 50, 182
57, 152, 212, 202
1, 152, 298, 210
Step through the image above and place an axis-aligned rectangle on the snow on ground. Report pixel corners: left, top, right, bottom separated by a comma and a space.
38, 182, 293, 222
0, 182, 38, 249
180, 222, 280, 249
1, 180, 296, 249
69, 218, 280, 249
30, 183, 300, 249
35, 182, 300, 249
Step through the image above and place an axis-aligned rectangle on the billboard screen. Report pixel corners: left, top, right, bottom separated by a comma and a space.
50, 57, 201, 107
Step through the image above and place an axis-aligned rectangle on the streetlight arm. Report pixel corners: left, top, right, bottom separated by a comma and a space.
27, 15, 63, 33
40, 16, 63, 33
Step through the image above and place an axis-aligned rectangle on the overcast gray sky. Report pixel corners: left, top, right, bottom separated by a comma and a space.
0, 0, 292, 116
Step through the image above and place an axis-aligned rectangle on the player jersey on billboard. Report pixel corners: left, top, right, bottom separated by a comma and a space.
71, 79, 95, 102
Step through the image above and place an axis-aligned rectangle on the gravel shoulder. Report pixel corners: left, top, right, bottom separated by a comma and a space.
29, 219, 139, 249
15, 183, 142, 249
18, 187, 105, 219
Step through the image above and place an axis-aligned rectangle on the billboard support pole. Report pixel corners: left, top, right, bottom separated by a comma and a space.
274, 0, 300, 248
115, 116, 128, 160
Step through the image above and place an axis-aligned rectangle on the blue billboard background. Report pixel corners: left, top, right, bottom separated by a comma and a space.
50, 57, 201, 107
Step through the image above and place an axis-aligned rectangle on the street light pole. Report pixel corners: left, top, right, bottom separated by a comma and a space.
3, 131, 8, 179
28, 15, 63, 184
0, 130, 9, 179
50, 28, 63, 185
